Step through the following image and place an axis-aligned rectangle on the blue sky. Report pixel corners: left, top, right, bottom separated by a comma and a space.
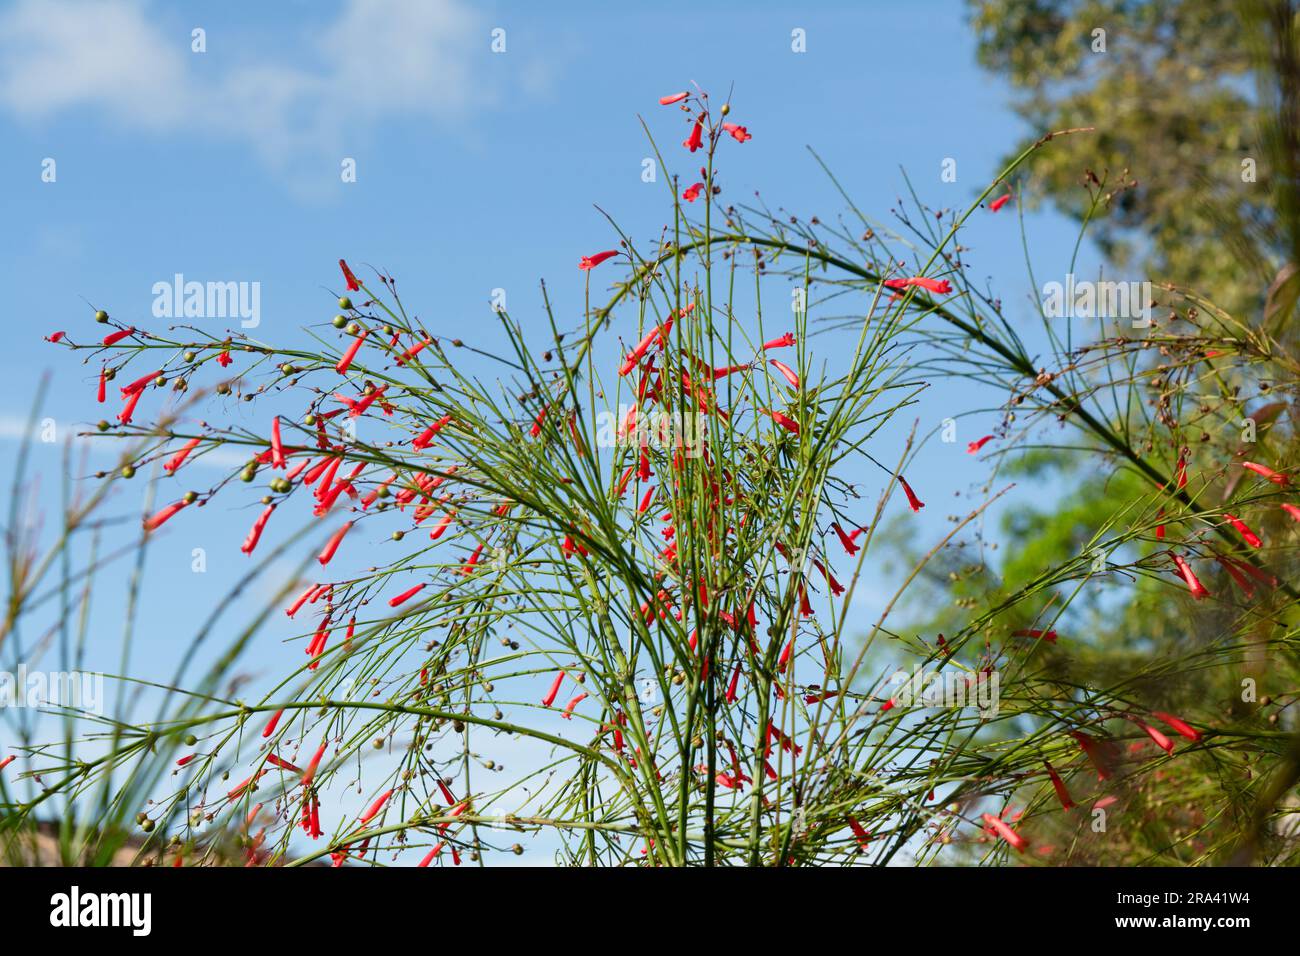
0, 0, 1105, 855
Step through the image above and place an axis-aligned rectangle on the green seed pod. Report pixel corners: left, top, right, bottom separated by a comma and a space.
183, 491, 199, 504
338, 296, 353, 311
332, 314, 348, 329
183, 350, 196, 362
95, 310, 109, 323
183, 734, 197, 746
121, 464, 136, 479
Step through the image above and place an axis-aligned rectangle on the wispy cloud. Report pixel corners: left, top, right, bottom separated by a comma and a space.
0, 0, 548, 188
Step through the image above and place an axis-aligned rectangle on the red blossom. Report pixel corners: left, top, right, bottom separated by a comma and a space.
1224, 513, 1262, 548
318, 521, 353, 565
721, 122, 751, 142
541, 670, 565, 707
1151, 711, 1202, 743
1044, 760, 1074, 810
683, 115, 705, 152
659, 91, 689, 105
388, 583, 426, 607
883, 276, 953, 295
102, 327, 135, 347
339, 258, 362, 292
967, 434, 994, 454
682, 182, 705, 202
241, 505, 275, 555
335, 330, 368, 375
1242, 461, 1288, 485
1171, 553, 1210, 599
982, 813, 1028, 852
899, 476, 925, 512
579, 249, 620, 271
143, 499, 189, 532
769, 359, 800, 389
989, 193, 1012, 212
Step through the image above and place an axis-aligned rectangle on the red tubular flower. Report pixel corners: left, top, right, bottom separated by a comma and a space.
638, 447, 652, 482
1216, 555, 1256, 599
1071, 731, 1115, 781
164, 437, 201, 473
721, 122, 751, 142
418, 843, 445, 867
659, 91, 689, 105
348, 385, 386, 418
831, 521, 860, 556
395, 335, 431, 366
1130, 718, 1174, 754
270, 417, 286, 469
300, 742, 328, 788
217, 349, 232, 367
899, 476, 925, 512
118, 388, 143, 425
1151, 711, 1202, 743
638, 486, 656, 513
683, 115, 705, 152
97, 367, 107, 403
1242, 461, 1289, 485
1284, 503, 1300, 523
967, 434, 994, 454
763, 332, 796, 350
144, 499, 189, 532
981, 813, 1028, 852
1011, 628, 1057, 643
541, 670, 565, 707
762, 408, 800, 434
120, 369, 162, 397
339, 258, 362, 292
1044, 760, 1074, 810
619, 322, 671, 376
847, 816, 871, 849
262, 708, 285, 738
267, 753, 303, 774
358, 788, 393, 825
286, 583, 319, 618
335, 330, 367, 375
176, 754, 196, 767
47, 331, 66, 343
0, 754, 14, 772
102, 327, 135, 347
412, 414, 453, 449
388, 583, 426, 607
1224, 514, 1262, 548
241, 505, 275, 555
725, 663, 742, 703
769, 359, 800, 389
682, 182, 704, 202
318, 521, 352, 565
1171, 553, 1210, 600
884, 276, 953, 295
461, 542, 484, 576
989, 193, 1012, 212
579, 249, 619, 271
562, 693, 588, 719
429, 509, 457, 540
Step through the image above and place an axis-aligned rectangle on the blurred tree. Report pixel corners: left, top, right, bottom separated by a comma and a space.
968, 0, 1300, 327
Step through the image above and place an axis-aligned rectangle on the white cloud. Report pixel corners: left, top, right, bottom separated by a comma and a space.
0, 0, 192, 127
0, 0, 521, 182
